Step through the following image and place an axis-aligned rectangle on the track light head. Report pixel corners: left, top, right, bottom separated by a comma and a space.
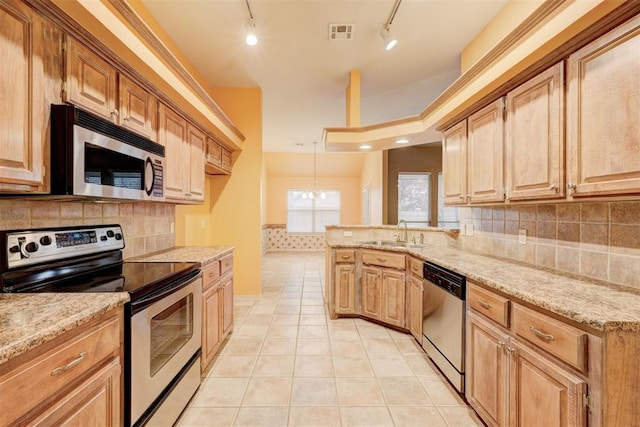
380, 27, 398, 51
245, 20, 258, 46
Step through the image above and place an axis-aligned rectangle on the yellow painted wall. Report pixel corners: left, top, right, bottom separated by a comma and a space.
266, 176, 361, 226
461, 1, 544, 72
361, 151, 384, 225
176, 87, 263, 296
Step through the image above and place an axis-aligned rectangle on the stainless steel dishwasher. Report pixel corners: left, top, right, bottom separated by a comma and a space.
422, 261, 466, 393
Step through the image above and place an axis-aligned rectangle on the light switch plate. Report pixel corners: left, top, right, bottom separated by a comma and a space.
343, 231, 353, 237
170, 222, 175, 234
519, 229, 527, 244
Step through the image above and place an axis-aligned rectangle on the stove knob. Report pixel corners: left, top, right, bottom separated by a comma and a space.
9, 245, 19, 253
115, 233, 122, 241
25, 242, 39, 253
100, 236, 108, 242
106, 230, 115, 238
40, 236, 52, 246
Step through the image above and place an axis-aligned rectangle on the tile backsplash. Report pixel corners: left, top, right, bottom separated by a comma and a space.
263, 224, 325, 251
456, 201, 640, 289
0, 200, 174, 259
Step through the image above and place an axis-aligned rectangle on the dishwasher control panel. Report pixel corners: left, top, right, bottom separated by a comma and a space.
423, 261, 466, 299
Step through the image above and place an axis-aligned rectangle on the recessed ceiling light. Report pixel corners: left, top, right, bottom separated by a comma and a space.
359, 144, 371, 150
395, 139, 409, 144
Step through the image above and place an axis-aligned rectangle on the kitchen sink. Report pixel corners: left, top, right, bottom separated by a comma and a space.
357, 240, 432, 249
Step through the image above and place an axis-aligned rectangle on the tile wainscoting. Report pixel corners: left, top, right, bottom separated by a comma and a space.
0, 200, 175, 259
263, 224, 325, 251
455, 201, 640, 290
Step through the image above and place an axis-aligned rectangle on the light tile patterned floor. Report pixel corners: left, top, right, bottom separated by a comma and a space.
178, 251, 483, 427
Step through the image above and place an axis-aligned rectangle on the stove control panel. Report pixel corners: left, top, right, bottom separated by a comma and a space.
3, 225, 125, 270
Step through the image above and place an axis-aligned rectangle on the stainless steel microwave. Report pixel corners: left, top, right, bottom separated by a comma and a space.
50, 104, 165, 202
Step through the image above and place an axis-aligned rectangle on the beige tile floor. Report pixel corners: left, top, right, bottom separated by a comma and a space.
177, 252, 483, 427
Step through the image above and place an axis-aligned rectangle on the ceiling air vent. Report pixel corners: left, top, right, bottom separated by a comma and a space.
329, 24, 354, 40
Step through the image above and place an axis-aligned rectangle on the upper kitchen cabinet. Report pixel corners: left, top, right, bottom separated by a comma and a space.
65, 37, 158, 142
159, 104, 205, 203
0, 1, 52, 193
567, 14, 640, 198
506, 63, 564, 201
467, 99, 505, 204
205, 137, 233, 175
442, 120, 468, 205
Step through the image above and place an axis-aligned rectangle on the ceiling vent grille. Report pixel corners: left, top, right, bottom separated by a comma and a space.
329, 24, 354, 40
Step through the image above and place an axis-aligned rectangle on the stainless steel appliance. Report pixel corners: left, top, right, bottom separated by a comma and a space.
422, 261, 466, 393
49, 104, 165, 202
0, 225, 201, 426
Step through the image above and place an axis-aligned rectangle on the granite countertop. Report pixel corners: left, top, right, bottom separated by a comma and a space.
0, 293, 129, 366
331, 241, 640, 333
127, 246, 234, 266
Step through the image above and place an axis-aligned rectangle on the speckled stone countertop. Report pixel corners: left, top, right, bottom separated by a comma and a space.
0, 293, 129, 366
127, 246, 234, 266
331, 242, 640, 333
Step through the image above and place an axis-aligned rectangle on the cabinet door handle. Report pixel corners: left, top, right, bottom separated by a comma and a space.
529, 326, 555, 342
505, 346, 516, 355
111, 109, 119, 117
51, 352, 87, 376
549, 183, 558, 191
376, 258, 387, 263
411, 265, 419, 272
341, 255, 350, 259
477, 299, 492, 310
497, 341, 505, 349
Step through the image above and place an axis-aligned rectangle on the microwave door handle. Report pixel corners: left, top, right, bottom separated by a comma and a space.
129, 270, 201, 314
144, 157, 154, 196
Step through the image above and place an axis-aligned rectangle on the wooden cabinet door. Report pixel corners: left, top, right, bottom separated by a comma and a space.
466, 312, 509, 427
0, 0, 46, 191
442, 120, 468, 205
361, 266, 382, 320
65, 37, 117, 121
221, 276, 234, 337
506, 63, 564, 201
187, 124, 206, 201
334, 264, 356, 314
381, 269, 405, 328
159, 104, 188, 200
202, 285, 221, 372
408, 275, 423, 341
32, 358, 121, 427
567, 15, 640, 198
468, 99, 505, 204
509, 339, 587, 427
119, 75, 157, 141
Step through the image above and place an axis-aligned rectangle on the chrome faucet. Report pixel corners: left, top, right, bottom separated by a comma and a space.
397, 220, 408, 242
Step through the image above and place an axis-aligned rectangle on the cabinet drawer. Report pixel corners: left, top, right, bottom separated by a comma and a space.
220, 255, 233, 276
513, 304, 587, 371
362, 250, 405, 270
335, 250, 355, 263
409, 257, 423, 277
468, 283, 510, 328
207, 140, 222, 164
202, 260, 221, 290
0, 315, 120, 426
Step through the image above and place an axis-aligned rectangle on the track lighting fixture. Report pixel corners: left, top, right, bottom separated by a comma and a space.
380, 0, 402, 51
244, 0, 258, 46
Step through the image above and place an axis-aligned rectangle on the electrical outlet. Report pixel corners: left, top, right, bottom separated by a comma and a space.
519, 229, 527, 244
343, 231, 353, 237
201, 220, 206, 229
170, 222, 175, 234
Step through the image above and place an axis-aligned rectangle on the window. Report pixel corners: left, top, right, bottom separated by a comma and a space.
398, 172, 431, 227
287, 190, 340, 233
438, 172, 460, 227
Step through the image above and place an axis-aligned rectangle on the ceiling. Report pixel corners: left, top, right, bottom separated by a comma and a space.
140, 0, 508, 153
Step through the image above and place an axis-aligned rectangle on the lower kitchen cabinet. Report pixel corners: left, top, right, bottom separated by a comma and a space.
334, 263, 356, 314
407, 274, 424, 341
0, 308, 123, 426
381, 269, 405, 327
361, 266, 382, 320
467, 312, 587, 427
201, 254, 234, 372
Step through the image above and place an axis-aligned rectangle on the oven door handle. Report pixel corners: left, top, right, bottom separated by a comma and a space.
130, 269, 201, 315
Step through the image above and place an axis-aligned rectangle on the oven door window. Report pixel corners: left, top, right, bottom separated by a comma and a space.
150, 293, 194, 376
85, 143, 144, 190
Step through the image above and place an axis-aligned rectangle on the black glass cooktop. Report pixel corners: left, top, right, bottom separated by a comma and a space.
0, 250, 199, 301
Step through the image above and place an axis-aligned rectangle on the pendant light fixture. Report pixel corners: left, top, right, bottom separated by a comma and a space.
302, 141, 326, 200
244, 0, 258, 46
380, 0, 402, 51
